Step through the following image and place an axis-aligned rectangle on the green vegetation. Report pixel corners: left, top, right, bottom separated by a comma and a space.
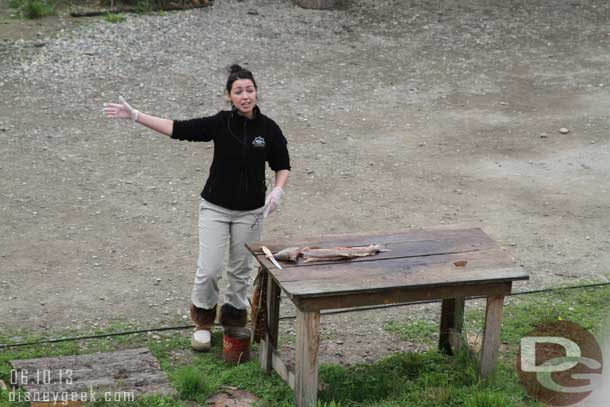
0, 286, 608, 406
7, 0, 56, 19
384, 319, 437, 346
103, 11, 127, 23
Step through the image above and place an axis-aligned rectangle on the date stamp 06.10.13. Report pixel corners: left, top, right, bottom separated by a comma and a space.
7, 368, 135, 404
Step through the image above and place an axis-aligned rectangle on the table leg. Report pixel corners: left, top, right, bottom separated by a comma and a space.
295, 310, 320, 407
479, 295, 505, 379
439, 297, 465, 355
260, 274, 281, 374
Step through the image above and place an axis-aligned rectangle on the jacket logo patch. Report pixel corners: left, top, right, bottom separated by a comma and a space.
252, 136, 266, 148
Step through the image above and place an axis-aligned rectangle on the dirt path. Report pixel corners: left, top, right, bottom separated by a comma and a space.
1, 0, 609, 363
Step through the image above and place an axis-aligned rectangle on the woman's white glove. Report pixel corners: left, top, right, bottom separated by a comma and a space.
103, 96, 140, 122
263, 187, 284, 218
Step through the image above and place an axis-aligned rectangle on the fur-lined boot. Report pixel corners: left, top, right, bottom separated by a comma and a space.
219, 303, 248, 327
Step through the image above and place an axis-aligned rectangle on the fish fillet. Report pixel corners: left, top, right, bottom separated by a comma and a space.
301, 244, 389, 263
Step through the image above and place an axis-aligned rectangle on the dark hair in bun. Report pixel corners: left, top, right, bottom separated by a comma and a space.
226, 64, 257, 93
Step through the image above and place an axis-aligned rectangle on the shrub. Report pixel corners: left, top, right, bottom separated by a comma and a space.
9, 0, 56, 19
103, 12, 127, 23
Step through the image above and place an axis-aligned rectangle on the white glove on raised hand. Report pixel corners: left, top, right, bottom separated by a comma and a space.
263, 187, 284, 218
103, 96, 140, 122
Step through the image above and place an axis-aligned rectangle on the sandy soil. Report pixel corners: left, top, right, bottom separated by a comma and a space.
1, 0, 609, 364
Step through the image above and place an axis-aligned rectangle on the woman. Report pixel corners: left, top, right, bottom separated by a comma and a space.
103, 65, 290, 351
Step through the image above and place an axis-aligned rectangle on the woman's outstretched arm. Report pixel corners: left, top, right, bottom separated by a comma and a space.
103, 96, 173, 137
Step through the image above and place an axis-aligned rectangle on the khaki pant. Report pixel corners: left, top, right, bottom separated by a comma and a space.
191, 199, 264, 310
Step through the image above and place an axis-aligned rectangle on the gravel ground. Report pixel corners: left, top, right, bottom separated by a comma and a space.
1, 0, 610, 364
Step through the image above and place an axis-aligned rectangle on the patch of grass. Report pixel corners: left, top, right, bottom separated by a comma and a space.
1, 285, 608, 406
8, 0, 56, 19
384, 319, 437, 345
172, 366, 208, 400
463, 390, 513, 407
318, 346, 540, 407
103, 12, 127, 23
464, 285, 610, 349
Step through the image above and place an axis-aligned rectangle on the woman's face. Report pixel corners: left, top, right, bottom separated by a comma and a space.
229, 79, 257, 118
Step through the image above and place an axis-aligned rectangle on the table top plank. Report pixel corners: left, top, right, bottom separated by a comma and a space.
281, 265, 527, 298
270, 247, 516, 284
247, 227, 528, 299
248, 226, 491, 255
247, 227, 497, 270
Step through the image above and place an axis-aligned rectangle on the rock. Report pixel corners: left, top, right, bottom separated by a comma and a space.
559, 127, 569, 134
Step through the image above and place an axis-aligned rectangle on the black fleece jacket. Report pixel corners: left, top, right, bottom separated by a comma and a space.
171, 107, 291, 210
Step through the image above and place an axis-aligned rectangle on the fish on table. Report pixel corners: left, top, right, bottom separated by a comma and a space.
268, 244, 390, 264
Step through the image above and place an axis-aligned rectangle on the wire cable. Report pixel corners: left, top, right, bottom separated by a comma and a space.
1, 281, 609, 350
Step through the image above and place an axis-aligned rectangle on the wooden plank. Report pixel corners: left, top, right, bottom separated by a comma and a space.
271, 349, 295, 390
248, 227, 492, 256
282, 263, 527, 298
249, 232, 497, 271
271, 247, 516, 284
9, 348, 174, 400
479, 295, 505, 378
295, 311, 320, 407
439, 297, 465, 354
260, 276, 281, 374
294, 282, 511, 312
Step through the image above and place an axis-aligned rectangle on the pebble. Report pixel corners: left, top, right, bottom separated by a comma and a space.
559, 127, 569, 134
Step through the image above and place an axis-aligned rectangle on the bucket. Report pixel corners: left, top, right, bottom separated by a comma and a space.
223, 327, 251, 364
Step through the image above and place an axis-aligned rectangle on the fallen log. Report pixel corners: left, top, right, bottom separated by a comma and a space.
70, 1, 210, 17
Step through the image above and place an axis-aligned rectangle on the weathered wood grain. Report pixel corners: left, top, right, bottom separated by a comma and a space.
270, 247, 516, 284
249, 226, 487, 251
259, 276, 281, 374
292, 282, 511, 312
295, 311, 320, 407
271, 349, 295, 390
281, 265, 526, 298
479, 295, 505, 378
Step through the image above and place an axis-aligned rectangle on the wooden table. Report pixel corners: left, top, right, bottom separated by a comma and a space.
247, 226, 529, 407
